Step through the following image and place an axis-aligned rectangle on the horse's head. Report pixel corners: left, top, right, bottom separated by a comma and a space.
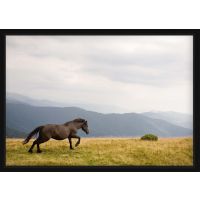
81, 120, 89, 134
73, 118, 89, 134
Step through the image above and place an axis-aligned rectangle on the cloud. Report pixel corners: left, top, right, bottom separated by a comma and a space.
6, 36, 193, 114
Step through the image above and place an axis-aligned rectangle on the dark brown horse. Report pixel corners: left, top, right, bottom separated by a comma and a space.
22, 118, 89, 153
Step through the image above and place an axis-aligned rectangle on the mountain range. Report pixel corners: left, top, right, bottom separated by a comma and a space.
6, 93, 193, 138
142, 111, 192, 129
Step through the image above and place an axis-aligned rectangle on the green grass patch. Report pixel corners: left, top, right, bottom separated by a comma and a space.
141, 134, 158, 141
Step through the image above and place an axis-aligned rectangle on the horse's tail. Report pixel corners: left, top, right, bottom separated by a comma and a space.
22, 126, 43, 145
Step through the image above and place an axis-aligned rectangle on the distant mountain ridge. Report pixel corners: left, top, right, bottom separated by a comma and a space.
6, 92, 66, 107
6, 126, 26, 138
6, 99, 192, 138
142, 111, 192, 129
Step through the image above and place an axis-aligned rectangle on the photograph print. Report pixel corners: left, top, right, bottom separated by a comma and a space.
6, 35, 193, 167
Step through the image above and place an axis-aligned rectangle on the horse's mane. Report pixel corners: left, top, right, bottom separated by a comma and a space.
73, 118, 86, 123
64, 118, 85, 125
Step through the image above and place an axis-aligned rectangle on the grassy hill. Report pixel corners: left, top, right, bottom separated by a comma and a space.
6, 137, 193, 166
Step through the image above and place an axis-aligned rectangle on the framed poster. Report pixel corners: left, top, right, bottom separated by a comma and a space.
0, 29, 199, 171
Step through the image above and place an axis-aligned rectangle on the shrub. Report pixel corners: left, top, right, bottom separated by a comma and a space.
141, 134, 158, 141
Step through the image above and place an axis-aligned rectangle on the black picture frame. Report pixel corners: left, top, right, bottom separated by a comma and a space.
0, 29, 199, 172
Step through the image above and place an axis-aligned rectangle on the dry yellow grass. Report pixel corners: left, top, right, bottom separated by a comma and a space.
6, 137, 193, 166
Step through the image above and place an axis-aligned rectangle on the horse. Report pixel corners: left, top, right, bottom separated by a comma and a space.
22, 118, 89, 153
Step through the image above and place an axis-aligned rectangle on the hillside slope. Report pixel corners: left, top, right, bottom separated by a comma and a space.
142, 111, 192, 129
6, 102, 192, 138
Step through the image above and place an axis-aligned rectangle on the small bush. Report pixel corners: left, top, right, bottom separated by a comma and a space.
141, 134, 158, 141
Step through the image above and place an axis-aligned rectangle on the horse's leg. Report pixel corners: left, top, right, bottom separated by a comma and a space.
37, 143, 42, 153
28, 140, 37, 153
74, 135, 81, 147
35, 136, 50, 153
68, 137, 74, 150
69, 133, 81, 147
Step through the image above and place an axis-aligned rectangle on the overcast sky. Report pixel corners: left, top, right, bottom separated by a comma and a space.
6, 36, 193, 114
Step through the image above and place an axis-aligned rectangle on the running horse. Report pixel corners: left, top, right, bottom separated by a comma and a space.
22, 118, 89, 153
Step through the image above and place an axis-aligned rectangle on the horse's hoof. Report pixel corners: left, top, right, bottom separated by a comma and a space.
75, 143, 79, 147
37, 150, 42, 153
28, 150, 33, 153
70, 148, 74, 150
